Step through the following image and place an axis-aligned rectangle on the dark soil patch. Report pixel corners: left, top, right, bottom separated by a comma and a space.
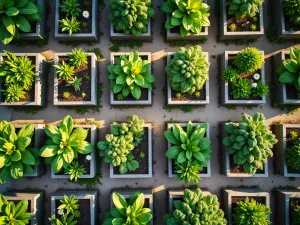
284, 13, 300, 32
229, 153, 264, 174
286, 128, 300, 174
226, 9, 260, 32
289, 197, 300, 225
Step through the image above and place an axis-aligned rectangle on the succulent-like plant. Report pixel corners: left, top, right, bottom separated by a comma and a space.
108, 51, 155, 99
2, 84, 26, 103
283, 0, 300, 25
286, 139, 300, 171
175, 161, 202, 184
229, 23, 237, 31
290, 131, 299, 139
69, 48, 88, 68
67, 77, 82, 92
250, 24, 257, 31
162, 0, 210, 36
139, 151, 146, 159
109, 0, 155, 36
54, 61, 75, 80
292, 205, 300, 225
64, 161, 87, 181
164, 188, 227, 225
63, 91, 71, 99
60, 17, 81, 35
227, 0, 264, 19
103, 192, 153, 225
231, 78, 252, 99
165, 46, 210, 95
60, 0, 82, 18
222, 113, 277, 174
251, 80, 269, 97
222, 66, 240, 82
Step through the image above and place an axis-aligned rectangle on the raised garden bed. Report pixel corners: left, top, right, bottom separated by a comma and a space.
51, 190, 97, 225
219, 0, 264, 40
110, 21, 151, 41
54, 0, 98, 41
223, 188, 270, 225
51, 124, 97, 179
220, 51, 266, 105
166, 53, 209, 105
3, 191, 43, 225
0, 53, 46, 106
53, 53, 97, 106
110, 123, 153, 178
167, 123, 211, 178
221, 122, 268, 177
110, 52, 152, 105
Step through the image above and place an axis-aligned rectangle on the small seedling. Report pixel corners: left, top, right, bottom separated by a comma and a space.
194, 91, 201, 98
117, 94, 124, 100
252, 16, 258, 22
176, 92, 182, 99
290, 131, 298, 139
82, 22, 88, 28
229, 23, 237, 31
63, 91, 71, 99
250, 24, 257, 31
81, 92, 86, 98
139, 152, 145, 159
85, 73, 91, 81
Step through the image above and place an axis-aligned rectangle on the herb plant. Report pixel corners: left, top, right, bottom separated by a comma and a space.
290, 131, 299, 139
227, 0, 264, 19
283, 0, 300, 25
65, 161, 87, 182
251, 80, 269, 97
63, 91, 71, 99
60, 17, 81, 35
222, 66, 240, 82
60, 0, 82, 18
231, 78, 252, 99
2, 84, 26, 103
69, 48, 88, 68
286, 139, 300, 171
175, 161, 202, 184
54, 61, 75, 80
67, 77, 82, 92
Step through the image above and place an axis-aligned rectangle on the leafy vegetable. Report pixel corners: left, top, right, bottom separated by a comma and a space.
283, 0, 300, 25
286, 139, 300, 171
64, 161, 87, 182
175, 161, 202, 184
60, 17, 81, 35
226, 0, 264, 19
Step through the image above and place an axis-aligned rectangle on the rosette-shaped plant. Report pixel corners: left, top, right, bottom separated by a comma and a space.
109, 0, 154, 36
165, 46, 210, 95
161, 0, 210, 36
175, 161, 202, 184
283, 0, 300, 24
108, 51, 155, 99
164, 188, 227, 225
222, 112, 277, 174
227, 0, 264, 19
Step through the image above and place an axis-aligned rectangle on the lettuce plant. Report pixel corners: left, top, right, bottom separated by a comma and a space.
161, 0, 210, 36
227, 0, 264, 19
39, 115, 92, 173
283, 0, 300, 25
103, 192, 153, 225
286, 139, 300, 171
165, 46, 210, 95
222, 112, 277, 174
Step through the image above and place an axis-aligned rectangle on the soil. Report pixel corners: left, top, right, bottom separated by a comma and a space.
286, 128, 300, 174
289, 197, 300, 225
55, 199, 91, 225
226, 10, 260, 32
57, 56, 92, 102
114, 128, 149, 175
229, 154, 264, 174
58, 0, 92, 34
284, 14, 300, 32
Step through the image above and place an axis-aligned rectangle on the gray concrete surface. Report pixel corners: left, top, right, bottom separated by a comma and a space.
0, 0, 300, 224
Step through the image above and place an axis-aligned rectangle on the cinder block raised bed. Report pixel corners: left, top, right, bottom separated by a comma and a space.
223, 188, 270, 225
221, 123, 268, 177
51, 190, 97, 225
110, 21, 151, 41
219, 0, 264, 40
274, 124, 300, 177
167, 123, 211, 178
110, 52, 152, 105
166, 52, 209, 105
51, 124, 97, 179
110, 123, 152, 178
3, 191, 43, 225
55, 0, 98, 41
53, 53, 97, 106
0, 53, 46, 106
221, 51, 266, 105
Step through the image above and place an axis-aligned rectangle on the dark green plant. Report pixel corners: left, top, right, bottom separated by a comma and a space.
60, 0, 81, 17
222, 66, 240, 82
283, 0, 300, 24
60, 17, 81, 35
251, 81, 269, 97
227, 0, 264, 19
175, 161, 202, 184
69, 48, 88, 68
63, 91, 71, 99
231, 78, 252, 99
2, 84, 26, 103
65, 161, 87, 182
286, 139, 300, 171
292, 205, 300, 225
290, 131, 298, 139
54, 61, 75, 80
67, 77, 82, 92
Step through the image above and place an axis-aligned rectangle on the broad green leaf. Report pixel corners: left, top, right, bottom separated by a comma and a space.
11, 150, 21, 161
17, 124, 34, 138
164, 130, 181, 145
72, 141, 92, 154
279, 71, 296, 83
136, 212, 152, 223
199, 138, 211, 149
112, 193, 128, 209
70, 127, 88, 141
182, 15, 193, 31
132, 193, 144, 212
23, 164, 35, 174
2, 14, 16, 36
112, 218, 126, 225
161, 2, 173, 13
5, 7, 19, 16
21, 151, 35, 165
0, 166, 10, 184
165, 17, 174, 29
19, 1, 38, 14
61, 115, 73, 136
135, 74, 145, 87
40, 145, 59, 157
10, 161, 23, 179
113, 83, 123, 93
14, 0, 29, 8
113, 65, 124, 75
16, 137, 31, 150
131, 85, 141, 99
193, 151, 205, 162
171, 16, 181, 26
52, 155, 63, 173
166, 146, 181, 159
284, 59, 299, 73
177, 151, 186, 163
172, 9, 184, 18
116, 75, 126, 85
0, 23, 13, 44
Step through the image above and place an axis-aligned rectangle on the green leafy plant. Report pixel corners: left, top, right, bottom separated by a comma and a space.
69, 48, 88, 68
233, 197, 271, 225
60, 0, 81, 17
109, 0, 155, 36
290, 131, 299, 139
0, 0, 43, 44
103, 192, 153, 225
165, 46, 209, 95
251, 80, 269, 97
139, 152, 145, 159
229, 23, 237, 31
67, 77, 82, 92
231, 78, 252, 99
2, 84, 26, 103
108, 51, 155, 99
286, 139, 300, 171
164, 188, 227, 225
227, 0, 264, 19
63, 91, 71, 99
250, 24, 257, 31
292, 205, 300, 225
50, 214, 77, 225
175, 161, 202, 184
283, 0, 300, 24
60, 17, 81, 35
161, 0, 210, 36
64, 161, 87, 182
40, 115, 92, 173
222, 66, 240, 82
222, 112, 277, 174
54, 61, 75, 80
176, 92, 182, 99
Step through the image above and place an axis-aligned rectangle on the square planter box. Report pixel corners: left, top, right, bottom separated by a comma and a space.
274, 0, 300, 39
111, 190, 153, 225
110, 123, 152, 178
274, 124, 300, 177
110, 52, 152, 105
55, 0, 98, 41
166, 0, 208, 41
53, 53, 97, 106
166, 52, 209, 105
51, 124, 97, 179
276, 189, 300, 225
223, 188, 270, 225
221, 123, 268, 177
273, 51, 300, 105
3, 191, 43, 225
167, 123, 211, 178
110, 21, 151, 41
0, 53, 45, 106
219, 0, 264, 40
51, 190, 97, 225
221, 51, 266, 105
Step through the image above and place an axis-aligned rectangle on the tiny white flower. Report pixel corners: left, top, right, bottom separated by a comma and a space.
252, 83, 257, 88
57, 209, 64, 215
86, 155, 92, 161
82, 11, 90, 19
253, 73, 260, 80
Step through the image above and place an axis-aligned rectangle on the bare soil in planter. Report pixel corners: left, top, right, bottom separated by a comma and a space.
289, 197, 300, 225
284, 14, 300, 32
58, 0, 92, 34
226, 10, 260, 32
57, 56, 91, 102
229, 154, 264, 174
55, 199, 91, 224
285, 128, 300, 174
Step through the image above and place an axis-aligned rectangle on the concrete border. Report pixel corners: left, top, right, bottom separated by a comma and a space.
51, 124, 97, 179
51, 190, 97, 225
110, 123, 152, 178
110, 21, 151, 41
221, 123, 268, 177
54, 0, 98, 41
166, 123, 211, 178
166, 52, 209, 105
221, 51, 266, 105
53, 53, 97, 106
3, 191, 43, 225
110, 52, 152, 105
220, 0, 264, 40
0, 53, 45, 106
223, 188, 270, 225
